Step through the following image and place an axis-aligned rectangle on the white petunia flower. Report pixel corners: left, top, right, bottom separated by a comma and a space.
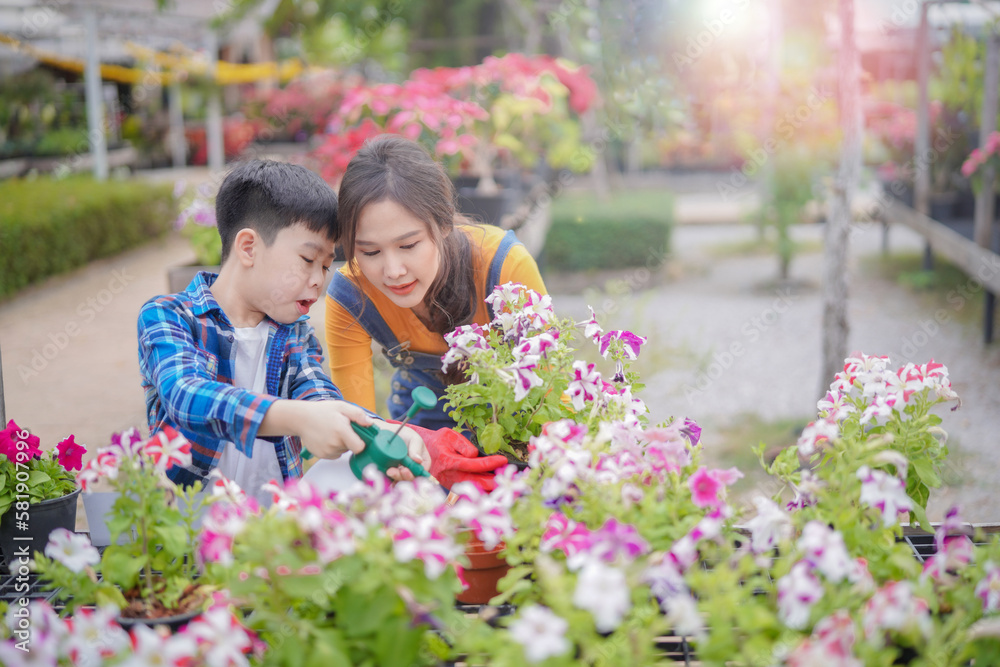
573, 560, 631, 632
44, 528, 100, 573
508, 605, 571, 663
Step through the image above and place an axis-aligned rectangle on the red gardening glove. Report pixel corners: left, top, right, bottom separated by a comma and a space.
392, 423, 509, 492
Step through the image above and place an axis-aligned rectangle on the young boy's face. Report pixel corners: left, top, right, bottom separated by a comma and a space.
248, 222, 336, 324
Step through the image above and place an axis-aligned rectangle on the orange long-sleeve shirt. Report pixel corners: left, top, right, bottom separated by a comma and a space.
325, 224, 547, 413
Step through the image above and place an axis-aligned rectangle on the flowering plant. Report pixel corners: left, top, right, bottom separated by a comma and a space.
172, 180, 221, 266
454, 418, 719, 664
0, 419, 86, 519
960, 131, 1000, 193
34, 427, 213, 620
449, 355, 1000, 666
199, 472, 484, 667
0, 600, 259, 666
441, 282, 648, 462
673, 354, 1000, 666
312, 53, 598, 189
242, 68, 356, 143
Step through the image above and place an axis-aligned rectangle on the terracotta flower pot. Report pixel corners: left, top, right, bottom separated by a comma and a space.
456, 535, 510, 605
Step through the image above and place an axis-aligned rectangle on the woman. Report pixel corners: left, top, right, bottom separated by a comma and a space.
325, 134, 547, 431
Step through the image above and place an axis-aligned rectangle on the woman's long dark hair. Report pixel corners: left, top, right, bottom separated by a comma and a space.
336, 134, 478, 334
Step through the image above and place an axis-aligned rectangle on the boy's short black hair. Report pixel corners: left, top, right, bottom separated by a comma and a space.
215, 159, 338, 264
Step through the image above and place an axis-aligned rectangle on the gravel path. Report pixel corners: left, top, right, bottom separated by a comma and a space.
552, 218, 1000, 523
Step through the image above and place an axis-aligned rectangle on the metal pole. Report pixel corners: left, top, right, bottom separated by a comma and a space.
205, 30, 225, 172
976, 28, 1000, 342
168, 80, 186, 168
916, 2, 934, 269
84, 7, 108, 181
0, 342, 6, 426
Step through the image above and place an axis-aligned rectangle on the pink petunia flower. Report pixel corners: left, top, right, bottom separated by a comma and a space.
787, 610, 863, 667
863, 580, 931, 642
744, 496, 794, 553
778, 561, 823, 630
184, 607, 255, 666
976, 561, 1000, 612
539, 512, 593, 561
857, 465, 913, 527
796, 418, 840, 457
579, 306, 603, 344
392, 514, 462, 579
687, 466, 742, 509
598, 330, 647, 360
0, 419, 42, 462
122, 624, 197, 667
64, 606, 130, 663
799, 521, 854, 583
56, 435, 86, 471
565, 360, 602, 410
589, 517, 650, 564
507, 358, 544, 401
688, 467, 723, 508
143, 425, 193, 472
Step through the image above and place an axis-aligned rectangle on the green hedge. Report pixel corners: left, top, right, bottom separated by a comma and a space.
0, 176, 175, 299
542, 189, 673, 271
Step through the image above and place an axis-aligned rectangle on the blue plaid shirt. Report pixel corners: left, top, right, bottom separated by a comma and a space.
138, 271, 344, 487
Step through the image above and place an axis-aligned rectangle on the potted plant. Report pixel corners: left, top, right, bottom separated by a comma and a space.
0, 419, 86, 571
199, 473, 476, 666
446, 404, 742, 663
441, 281, 647, 464
33, 427, 213, 627
444, 354, 1000, 666
168, 180, 221, 293
311, 53, 599, 227
241, 68, 356, 144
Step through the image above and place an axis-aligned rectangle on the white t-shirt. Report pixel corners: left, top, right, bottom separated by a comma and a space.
216, 320, 283, 506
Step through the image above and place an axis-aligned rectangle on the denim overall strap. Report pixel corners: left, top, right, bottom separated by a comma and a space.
485, 230, 522, 320
328, 275, 453, 430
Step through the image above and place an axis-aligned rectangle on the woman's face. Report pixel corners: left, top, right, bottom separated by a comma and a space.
353, 199, 442, 314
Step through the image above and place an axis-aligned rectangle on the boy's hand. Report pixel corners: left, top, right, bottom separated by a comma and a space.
374, 422, 431, 483
261, 400, 373, 460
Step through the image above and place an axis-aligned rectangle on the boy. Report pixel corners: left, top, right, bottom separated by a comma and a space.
137, 159, 428, 503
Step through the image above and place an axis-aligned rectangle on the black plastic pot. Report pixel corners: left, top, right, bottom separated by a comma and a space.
117, 607, 203, 634
456, 187, 525, 227
0, 487, 81, 570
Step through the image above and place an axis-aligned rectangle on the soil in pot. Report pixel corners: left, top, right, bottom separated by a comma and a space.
118, 580, 208, 631
472, 437, 530, 471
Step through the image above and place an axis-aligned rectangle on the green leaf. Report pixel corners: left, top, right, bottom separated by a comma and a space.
478, 422, 505, 455
337, 586, 398, 638
910, 501, 934, 534
280, 572, 333, 601
100, 548, 145, 589
152, 523, 189, 558
27, 470, 52, 487
911, 457, 942, 489
375, 615, 423, 667
304, 629, 351, 667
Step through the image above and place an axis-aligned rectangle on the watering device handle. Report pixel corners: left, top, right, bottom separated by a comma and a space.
348, 387, 438, 480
